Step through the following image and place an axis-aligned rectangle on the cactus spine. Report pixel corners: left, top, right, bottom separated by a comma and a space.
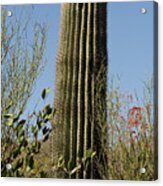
53, 3, 108, 179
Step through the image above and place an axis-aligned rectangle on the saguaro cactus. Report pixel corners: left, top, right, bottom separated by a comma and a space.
52, 3, 108, 179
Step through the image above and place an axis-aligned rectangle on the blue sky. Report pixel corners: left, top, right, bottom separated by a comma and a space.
108, 1, 154, 96
5, 1, 154, 114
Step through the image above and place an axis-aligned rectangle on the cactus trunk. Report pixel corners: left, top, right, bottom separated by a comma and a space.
53, 3, 108, 179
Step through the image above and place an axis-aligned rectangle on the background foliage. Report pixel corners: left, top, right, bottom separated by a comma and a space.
107, 77, 155, 180
1, 8, 52, 177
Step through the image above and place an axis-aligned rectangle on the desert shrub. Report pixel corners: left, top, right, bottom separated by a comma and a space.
107, 77, 155, 180
1, 7, 47, 145
1, 88, 55, 177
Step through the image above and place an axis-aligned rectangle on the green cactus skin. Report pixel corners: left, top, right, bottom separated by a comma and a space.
53, 3, 108, 179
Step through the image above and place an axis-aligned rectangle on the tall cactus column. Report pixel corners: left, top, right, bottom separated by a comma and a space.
53, 3, 108, 179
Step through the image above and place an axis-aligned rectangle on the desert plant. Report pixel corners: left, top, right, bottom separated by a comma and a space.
107, 77, 156, 180
52, 3, 108, 179
1, 7, 47, 143
1, 88, 55, 177
52, 149, 96, 178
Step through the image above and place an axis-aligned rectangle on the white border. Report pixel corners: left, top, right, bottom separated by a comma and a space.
0, 0, 162, 186
0, 0, 157, 5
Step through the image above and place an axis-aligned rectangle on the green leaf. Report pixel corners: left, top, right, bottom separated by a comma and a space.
42, 126, 49, 135
91, 151, 96, 158
41, 87, 50, 100
85, 160, 90, 170
20, 146, 25, 152
18, 130, 25, 142
18, 107, 24, 117
26, 166, 31, 172
32, 126, 38, 136
42, 105, 53, 122
85, 149, 92, 159
16, 124, 24, 134
5, 102, 12, 110
36, 117, 43, 130
13, 115, 20, 123
58, 155, 64, 167
18, 119, 26, 125
19, 135, 24, 142
36, 141, 41, 152
7, 118, 13, 126
16, 124, 24, 136
67, 160, 73, 171
4, 113, 13, 119
26, 155, 34, 169
58, 156, 63, 162
42, 133, 49, 142
45, 104, 52, 115
32, 141, 37, 148
70, 164, 81, 175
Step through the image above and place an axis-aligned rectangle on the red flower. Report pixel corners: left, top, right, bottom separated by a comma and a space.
128, 106, 143, 128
